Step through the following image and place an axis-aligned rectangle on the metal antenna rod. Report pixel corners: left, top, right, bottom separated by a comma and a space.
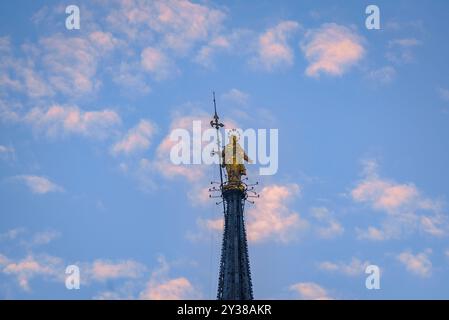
210, 91, 226, 214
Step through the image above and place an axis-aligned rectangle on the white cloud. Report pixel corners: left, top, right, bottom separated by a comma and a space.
301, 23, 364, 77
246, 183, 308, 243
195, 183, 307, 244
290, 282, 333, 300
194, 35, 231, 67
438, 88, 449, 102
112, 119, 156, 156
24, 105, 121, 139
0, 228, 26, 242
153, 113, 212, 182
352, 159, 448, 240
397, 249, 432, 277
1, 254, 63, 291
31, 230, 61, 246
318, 258, 370, 276
141, 47, 178, 80
310, 207, 344, 239
367, 66, 396, 84
386, 38, 422, 64
14, 175, 63, 194
87, 259, 147, 282
221, 88, 249, 106
0, 145, 15, 161
139, 256, 199, 300
251, 21, 300, 71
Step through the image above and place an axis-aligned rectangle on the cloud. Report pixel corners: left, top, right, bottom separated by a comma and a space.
14, 175, 63, 194
246, 183, 308, 243
0, 228, 26, 242
112, 119, 157, 156
194, 29, 253, 68
1, 254, 63, 291
386, 38, 422, 64
251, 21, 299, 71
438, 88, 449, 102
24, 105, 121, 139
397, 249, 432, 277
0, 145, 15, 161
196, 183, 307, 244
107, 0, 226, 54
367, 66, 396, 84
290, 282, 333, 300
310, 207, 344, 239
139, 256, 199, 300
141, 47, 177, 80
30, 230, 61, 246
194, 35, 231, 67
153, 113, 212, 182
301, 23, 364, 77
140, 277, 196, 300
351, 159, 448, 240
37, 34, 111, 95
318, 258, 370, 277
112, 62, 152, 95
88, 260, 147, 282
221, 88, 249, 106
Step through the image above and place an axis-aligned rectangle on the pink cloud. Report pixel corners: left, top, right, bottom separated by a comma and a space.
112, 119, 156, 156
141, 47, 177, 80
139, 256, 199, 300
301, 23, 364, 77
290, 282, 333, 300
14, 175, 63, 194
1, 254, 63, 291
352, 179, 418, 212
252, 21, 299, 71
246, 183, 308, 243
397, 249, 432, 277
108, 0, 225, 54
24, 105, 121, 139
140, 277, 196, 300
90, 260, 146, 282
351, 159, 448, 240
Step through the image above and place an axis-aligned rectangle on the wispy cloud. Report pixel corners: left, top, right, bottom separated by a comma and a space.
386, 38, 422, 64
437, 87, 449, 102
0, 253, 64, 291
310, 207, 344, 239
301, 23, 364, 77
397, 249, 432, 278
139, 256, 200, 300
367, 66, 396, 84
290, 282, 333, 300
352, 159, 447, 240
112, 119, 157, 156
0, 145, 15, 162
87, 259, 147, 282
221, 88, 249, 106
318, 257, 370, 277
13, 175, 64, 194
141, 47, 178, 80
24, 105, 121, 139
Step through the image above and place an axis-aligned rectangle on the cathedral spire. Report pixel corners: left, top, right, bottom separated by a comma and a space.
209, 93, 258, 300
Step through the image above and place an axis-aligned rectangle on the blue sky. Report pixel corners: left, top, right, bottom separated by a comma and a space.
1, 0, 449, 299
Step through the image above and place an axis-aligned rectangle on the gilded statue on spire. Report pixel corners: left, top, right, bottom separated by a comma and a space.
221, 130, 252, 189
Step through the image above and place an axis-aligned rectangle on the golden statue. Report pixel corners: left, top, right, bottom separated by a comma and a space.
221, 132, 252, 189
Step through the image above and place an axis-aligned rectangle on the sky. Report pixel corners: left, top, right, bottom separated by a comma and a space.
1, 0, 449, 300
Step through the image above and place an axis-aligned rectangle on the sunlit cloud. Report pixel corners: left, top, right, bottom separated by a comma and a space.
301, 23, 364, 77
